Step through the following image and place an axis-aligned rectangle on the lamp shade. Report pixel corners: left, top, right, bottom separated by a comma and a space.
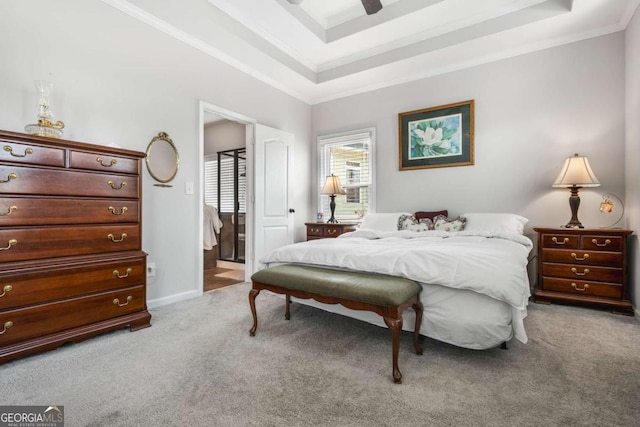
552, 153, 600, 188
321, 174, 347, 195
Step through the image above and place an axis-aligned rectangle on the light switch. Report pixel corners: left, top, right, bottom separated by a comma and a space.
185, 181, 194, 195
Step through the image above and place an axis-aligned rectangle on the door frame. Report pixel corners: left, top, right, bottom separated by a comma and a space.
198, 100, 256, 292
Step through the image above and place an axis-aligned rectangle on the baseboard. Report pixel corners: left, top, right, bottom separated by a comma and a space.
147, 290, 200, 309
635, 306, 640, 320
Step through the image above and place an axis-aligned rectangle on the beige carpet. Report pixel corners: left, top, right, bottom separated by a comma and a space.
1, 283, 639, 426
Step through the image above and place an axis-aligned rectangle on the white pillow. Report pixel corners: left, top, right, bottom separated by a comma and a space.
360, 212, 411, 232
461, 213, 529, 235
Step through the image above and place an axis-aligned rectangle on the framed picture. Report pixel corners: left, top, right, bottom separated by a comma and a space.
398, 100, 474, 170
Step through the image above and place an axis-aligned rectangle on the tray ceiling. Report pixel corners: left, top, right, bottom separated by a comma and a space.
103, 0, 639, 104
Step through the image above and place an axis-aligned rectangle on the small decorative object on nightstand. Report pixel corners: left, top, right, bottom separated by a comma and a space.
533, 227, 633, 315
305, 222, 356, 241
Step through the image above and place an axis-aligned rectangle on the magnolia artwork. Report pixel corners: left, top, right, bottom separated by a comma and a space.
398, 100, 474, 170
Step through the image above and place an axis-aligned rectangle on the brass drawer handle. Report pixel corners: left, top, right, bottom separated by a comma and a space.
551, 237, 570, 245
591, 238, 611, 247
113, 296, 133, 307
310, 228, 320, 234
0, 320, 13, 335
0, 284, 12, 298
4, 145, 33, 157
0, 172, 17, 184
571, 267, 590, 276
571, 283, 589, 292
0, 239, 17, 251
108, 206, 128, 215
327, 229, 337, 235
571, 253, 589, 261
113, 268, 132, 279
107, 233, 127, 243
0, 206, 17, 217
107, 180, 127, 190
97, 157, 117, 167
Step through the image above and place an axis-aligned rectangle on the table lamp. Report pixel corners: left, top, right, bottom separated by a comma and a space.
552, 153, 600, 228
321, 174, 347, 223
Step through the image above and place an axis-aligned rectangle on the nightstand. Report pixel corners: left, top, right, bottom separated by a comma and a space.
305, 222, 357, 241
533, 227, 633, 315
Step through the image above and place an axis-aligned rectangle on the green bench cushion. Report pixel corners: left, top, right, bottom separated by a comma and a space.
251, 264, 421, 307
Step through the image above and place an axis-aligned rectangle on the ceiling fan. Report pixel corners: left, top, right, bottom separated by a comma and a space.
286, 0, 383, 16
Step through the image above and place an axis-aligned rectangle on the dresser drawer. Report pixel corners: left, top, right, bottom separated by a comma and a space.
0, 197, 139, 226
0, 165, 139, 198
0, 285, 145, 346
541, 263, 622, 283
69, 150, 139, 174
0, 139, 65, 167
0, 225, 140, 263
540, 234, 580, 249
541, 249, 622, 268
0, 256, 145, 310
541, 277, 622, 299
580, 235, 623, 252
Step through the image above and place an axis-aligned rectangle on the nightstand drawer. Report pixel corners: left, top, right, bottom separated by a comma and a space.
541, 263, 622, 283
541, 234, 580, 249
581, 235, 623, 252
542, 277, 622, 299
305, 222, 357, 241
541, 249, 622, 268
323, 225, 343, 237
307, 225, 323, 236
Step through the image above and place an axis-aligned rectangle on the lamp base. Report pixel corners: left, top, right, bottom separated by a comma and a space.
562, 222, 584, 229
326, 194, 338, 223
563, 185, 584, 229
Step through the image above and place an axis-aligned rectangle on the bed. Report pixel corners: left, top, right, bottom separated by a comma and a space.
259, 212, 533, 350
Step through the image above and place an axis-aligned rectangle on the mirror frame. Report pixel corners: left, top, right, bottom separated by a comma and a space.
145, 132, 179, 187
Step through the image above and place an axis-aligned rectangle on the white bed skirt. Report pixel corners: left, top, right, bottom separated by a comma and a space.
289, 282, 528, 350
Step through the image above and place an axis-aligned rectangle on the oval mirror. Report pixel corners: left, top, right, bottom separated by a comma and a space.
146, 132, 179, 187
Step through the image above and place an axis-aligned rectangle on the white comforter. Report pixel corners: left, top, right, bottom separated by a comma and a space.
260, 228, 533, 317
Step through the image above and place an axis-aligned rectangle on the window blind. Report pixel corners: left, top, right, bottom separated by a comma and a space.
204, 155, 246, 213
318, 130, 374, 221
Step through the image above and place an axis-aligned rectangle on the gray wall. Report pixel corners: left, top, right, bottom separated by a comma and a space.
0, 1, 311, 306
626, 6, 640, 314
312, 33, 626, 241
204, 121, 246, 156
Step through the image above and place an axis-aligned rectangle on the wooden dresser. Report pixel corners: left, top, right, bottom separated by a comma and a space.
0, 129, 150, 364
533, 227, 633, 315
305, 222, 357, 241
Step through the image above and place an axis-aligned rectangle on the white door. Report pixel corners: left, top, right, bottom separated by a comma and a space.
251, 124, 295, 275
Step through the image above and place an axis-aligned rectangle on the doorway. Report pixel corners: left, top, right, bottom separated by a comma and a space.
198, 101, 295, 296
201, 105, 253, 293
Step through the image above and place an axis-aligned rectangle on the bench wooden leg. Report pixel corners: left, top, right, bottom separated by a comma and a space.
383, 315, 403, 384
249, 288, 261, 336
413, 301, 424, 355
285, 294, 291, 320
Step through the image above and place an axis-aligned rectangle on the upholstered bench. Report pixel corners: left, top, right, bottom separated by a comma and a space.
249, 264, 424, 383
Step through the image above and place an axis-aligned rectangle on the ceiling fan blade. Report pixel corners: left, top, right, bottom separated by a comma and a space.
361, 0, 383, 15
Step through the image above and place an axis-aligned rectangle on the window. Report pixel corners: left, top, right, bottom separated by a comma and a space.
204, 152, 246, 213
317, 128, 375, 221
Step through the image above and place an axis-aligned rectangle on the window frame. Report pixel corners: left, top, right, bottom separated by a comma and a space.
316, 127, 376, 222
